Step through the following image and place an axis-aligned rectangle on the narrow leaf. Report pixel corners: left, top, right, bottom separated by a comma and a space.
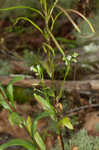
34, 94, 56, 120
26, 116, 32, 135
34, 131, 46, 150
56, 5, 81, 33
43, 42, 55, 56
7, 84, 14, 107
34, 94, 53, 111
0, 6, 44, 18
0, 139, 36, 150
15, 17, 43, 34
51, 12, 62, 31
0, 93, 11, 111
0, 85, 7, 98
56, 5, 95, 33
48, 0, 58, 21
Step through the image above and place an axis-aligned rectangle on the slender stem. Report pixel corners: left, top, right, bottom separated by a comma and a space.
57, 131, 65, 150
47, 28, 65, 57
56, 65, 70, 102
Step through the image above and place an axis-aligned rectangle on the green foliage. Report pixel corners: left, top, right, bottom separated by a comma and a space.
0, 77, 72, 150
0, 91, 11, 111
68, 129, 99, 150
73, 1, 99, 44
0, 0, 39, 18
0, 76, 73, 150
0, 139, 36, 150
58, 117, 73, 130
52, 129, 99, 150
0, 0, 95, 150
31, 111, 53, 150
0, 77, 37, 150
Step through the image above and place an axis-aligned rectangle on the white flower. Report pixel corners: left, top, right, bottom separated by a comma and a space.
67, 55, 72, 61
30, 66, 34, 71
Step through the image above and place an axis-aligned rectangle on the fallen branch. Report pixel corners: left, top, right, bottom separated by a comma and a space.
0, 75, 99, 94
66, 104, 99, 116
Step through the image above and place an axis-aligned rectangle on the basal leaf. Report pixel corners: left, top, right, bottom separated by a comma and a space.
0, 139, 36, 150
7, 84, 14, 107
0, 85, 7, 98
26, 116, 32, 135
34, 94, 54, 112
0, 93, 11, 111
34, 131, 46, 150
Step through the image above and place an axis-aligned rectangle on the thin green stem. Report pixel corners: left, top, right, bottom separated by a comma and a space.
56, 65, 70, 102
47, 28, 65, 57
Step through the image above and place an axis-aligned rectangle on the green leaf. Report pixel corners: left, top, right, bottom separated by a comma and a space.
9, 112, 25, 128
56, 5, 95, 33
15, 17, 43, 34
42, 44, 47, 53
72, 52, 78, 58
34, 131, 46, 150
9, 76, 24, 84
34, 94, 56, 120
51, 12, 62, 31
0, 93, 11, 111
0, 139, 36, 150
43, 42, 55, 56
41, 60, 54, 78
58, 117, 73, 130
0, 6, 44, 18
26, 116, 32, 135
48, 0, 58, 22
7, 84, 14, 107
47, 29, 65, 57
56, 5, 81, 33
31, 111, 51, 135
0, 85, 7, 99
34, 94, 55, 113
47, 88, 55, 97
6, 76, 24, 108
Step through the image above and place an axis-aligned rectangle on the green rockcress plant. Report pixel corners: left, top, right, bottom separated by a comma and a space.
0, 0, 95, 150
0, 76, 73, 150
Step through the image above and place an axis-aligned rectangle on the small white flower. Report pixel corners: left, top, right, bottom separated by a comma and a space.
67, 55, 72, 61
30, 66, 34, 71
30, 66, 37, 72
